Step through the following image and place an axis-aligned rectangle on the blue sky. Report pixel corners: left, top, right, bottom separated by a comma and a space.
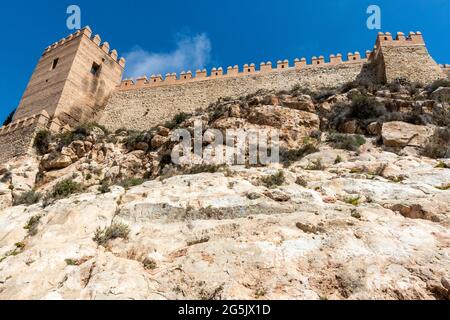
1, 0, 449, 124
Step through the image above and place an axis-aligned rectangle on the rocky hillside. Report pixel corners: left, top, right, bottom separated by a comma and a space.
0, 79, 449, 300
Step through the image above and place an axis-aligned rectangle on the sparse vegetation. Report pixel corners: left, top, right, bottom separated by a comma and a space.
24, 215, 42, 236
33, 130, 52, 155
260, 170, 285, 188
93, 222, 130, 246
334, 155, 343, 164
435, 161, 450, 169
306, 158, 325, 171
427, 79, 450, 93
51, 179, 82, 199
295, 176, 308, 187
185, 164, 224, 175
164, 112, 190, 129
98, 179, 111, 194
143, 258, 157, 270
345, 196, 361, 206
118, 178, 145, 190
436, 183, 450, 191
14, 190, 41, 206
280, 138, 319, 167
327, 133, 366, 151
350, 95, 384, 120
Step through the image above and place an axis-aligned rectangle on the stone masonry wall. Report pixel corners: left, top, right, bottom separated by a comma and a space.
0, 124, 41, 163
100, 61, 372, 131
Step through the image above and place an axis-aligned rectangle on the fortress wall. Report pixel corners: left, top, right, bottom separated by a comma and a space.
374, 32, 446, 84
442, 65, 450, 79
0, 111, 68, 163
100, 60, 373, 131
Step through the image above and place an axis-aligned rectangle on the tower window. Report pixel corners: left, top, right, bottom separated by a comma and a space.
51, 58, 59, 70
91, 62, 101, 76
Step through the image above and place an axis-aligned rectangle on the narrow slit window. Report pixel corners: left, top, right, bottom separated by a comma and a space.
91, 62, 101, 76
51, 58, 59, 70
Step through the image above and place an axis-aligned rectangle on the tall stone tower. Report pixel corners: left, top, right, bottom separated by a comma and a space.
13, 26, 125, 127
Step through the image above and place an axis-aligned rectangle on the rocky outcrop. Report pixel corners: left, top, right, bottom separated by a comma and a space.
0, 82, 449, 300
382, 121, 435, 148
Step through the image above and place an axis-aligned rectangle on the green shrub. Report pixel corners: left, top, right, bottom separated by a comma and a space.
118, 178, 145, 190
98, 180, 111, 194
427, 79, 450, 93
164, 112, 190, 129
33, 130, 52, 155
345, 196, 361, 206
306, 158, 325, 171
143, 258, 157, 270
260, 170, 285, 188
93, 222, 130, 246
334, 155, 343, 164
14, 190, 41, 206
123, 131, 151, 150
185, 164, 224, 175
24, 215, 42, 236
295, 176, 308, 187
422, 128, 450, 159
280, 140, 319, 167
350, 95, 384, 119
328, 133, 366, 151
51, 179, 82, 199
57, 122, 108, 147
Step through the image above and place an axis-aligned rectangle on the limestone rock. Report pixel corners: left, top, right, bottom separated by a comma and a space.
382, 121, 435, 148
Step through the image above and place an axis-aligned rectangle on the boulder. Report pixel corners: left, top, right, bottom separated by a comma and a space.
382, 121, 435, 148
41, 153, 73, 171
151, 135, 169, 149
431, 87, 450, 102
280, 95, 315, 112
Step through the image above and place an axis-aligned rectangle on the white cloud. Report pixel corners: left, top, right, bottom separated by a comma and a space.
124, 33, 212, 79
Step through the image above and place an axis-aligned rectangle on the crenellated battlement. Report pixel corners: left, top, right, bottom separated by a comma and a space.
0, 110, 69, 137
118, 51, 370, 91
375, 31, 425, 47
42, 26, 126, 68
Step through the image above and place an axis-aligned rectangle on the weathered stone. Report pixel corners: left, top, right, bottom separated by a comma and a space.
382, 121, 435, 148
151, 135, 169, 149
431, 87, 450, 102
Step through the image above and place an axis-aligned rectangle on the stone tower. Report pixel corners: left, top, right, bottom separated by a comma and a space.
372, 32, 445, 84
13, 26, 125, 127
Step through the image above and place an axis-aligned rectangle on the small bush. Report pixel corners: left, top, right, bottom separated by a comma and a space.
98, 180, 111, 194
280, 139, 319, 167
118, 178, 145, 190
295, 176, 308, 187
345, 196, 361, 206
261, 170, 285, 188
123, 131, 151, 150
51, 179, 82, 199
14, 190, 41, 206
328, 133, 366, 151
24, 215, 42, 236
312, 88, 337, 102
427, 79, 450, 93
334, 155, 343, 164
164, 112, 190, 129
143, 258, 157, 270
350, 95, 384, 120
93, 222, 130, 246
33, 130, 52, 155
422, 127, 450, 159
306, 158, 325, 171
435, 161, 450, 169
57, 122, 108, 147
185, 164, 224, 175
